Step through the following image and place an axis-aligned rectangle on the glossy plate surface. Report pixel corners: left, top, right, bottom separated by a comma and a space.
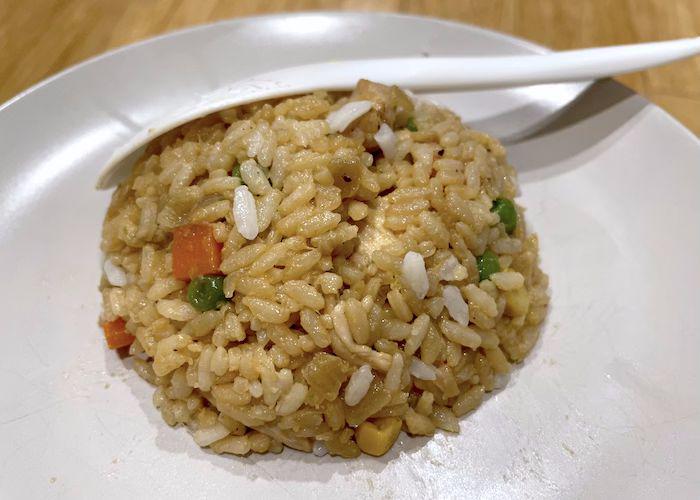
0, 13, 698, 500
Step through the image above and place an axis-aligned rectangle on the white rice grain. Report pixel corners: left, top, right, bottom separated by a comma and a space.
374, 123, 397, 160
442, 286, 469, 326
233, 185, 259, 240
326, 100, 373, 133
193, 423, 231, 447
344, 364, 373, 406
103, 259, 127, 287
410, 357, 437, 381
275, 382, 308, 416
402, 251, 429, 299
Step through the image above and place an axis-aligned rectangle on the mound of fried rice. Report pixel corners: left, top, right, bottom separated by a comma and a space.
99, 80, 548, 458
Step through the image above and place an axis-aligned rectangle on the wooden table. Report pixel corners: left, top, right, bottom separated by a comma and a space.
2, 1, 699, 134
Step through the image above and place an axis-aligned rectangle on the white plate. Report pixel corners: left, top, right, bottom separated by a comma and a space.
1, 13, 698, 500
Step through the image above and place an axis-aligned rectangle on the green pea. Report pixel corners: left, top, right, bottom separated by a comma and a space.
491, 198, 517, 234
406, 117, 418, 132
231, 163, 241, 179
477, 250, 501, 282
187, 275, 226, 312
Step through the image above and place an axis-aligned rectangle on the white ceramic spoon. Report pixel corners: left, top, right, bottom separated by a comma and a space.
97, 36, 700, 188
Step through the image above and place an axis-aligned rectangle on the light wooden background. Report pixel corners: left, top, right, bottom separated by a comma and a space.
1, 1, 699, 134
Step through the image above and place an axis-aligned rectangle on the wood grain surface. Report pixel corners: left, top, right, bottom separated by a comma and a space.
1, 0, 699, 134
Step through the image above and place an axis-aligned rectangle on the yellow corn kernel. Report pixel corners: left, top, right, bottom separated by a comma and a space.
355, 417, 402, 456
504, 287, 530, 317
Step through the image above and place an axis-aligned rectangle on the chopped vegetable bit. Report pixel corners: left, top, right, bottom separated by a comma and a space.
406, 116, 418, 132
187, 275, 226, 312
102, 318, 135, 349
172, 223, 222, 281
231, 163, 241, 179
491, 198, 517, 234
476, 249, 501, 282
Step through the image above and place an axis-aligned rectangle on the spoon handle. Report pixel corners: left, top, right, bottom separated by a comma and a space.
263, 36, 700, 91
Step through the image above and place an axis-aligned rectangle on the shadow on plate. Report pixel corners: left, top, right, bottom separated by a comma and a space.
493, 80, 647, 180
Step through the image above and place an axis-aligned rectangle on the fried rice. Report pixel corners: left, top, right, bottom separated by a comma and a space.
99, 79, 549, 458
